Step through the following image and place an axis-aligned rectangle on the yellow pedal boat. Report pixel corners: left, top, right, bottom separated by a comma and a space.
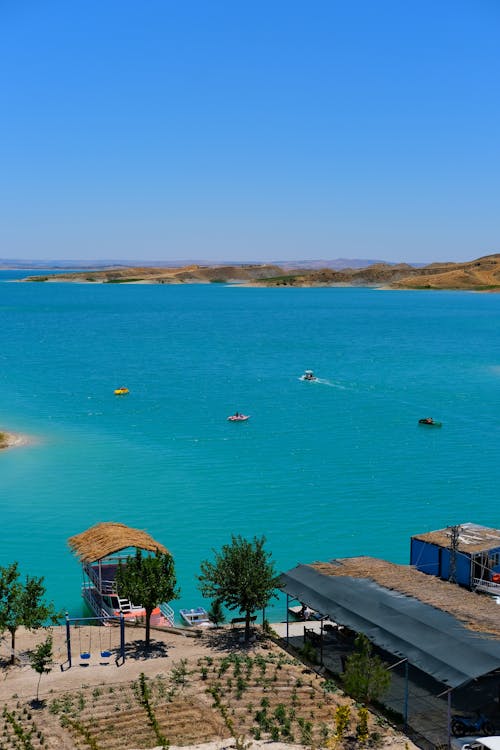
114, 387, 129, 395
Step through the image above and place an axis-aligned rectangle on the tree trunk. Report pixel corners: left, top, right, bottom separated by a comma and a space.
145, 607, 152, 649
9, 628, 16, 665
245, 610, 251, 642
36, 672, 42, 702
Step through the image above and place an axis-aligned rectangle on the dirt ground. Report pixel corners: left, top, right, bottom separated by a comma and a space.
0, 625, 419, 750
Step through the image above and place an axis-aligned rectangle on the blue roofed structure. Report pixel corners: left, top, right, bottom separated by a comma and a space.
410, 522, 500, 596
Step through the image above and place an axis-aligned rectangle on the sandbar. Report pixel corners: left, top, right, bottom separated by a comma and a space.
0, 431, 31, 450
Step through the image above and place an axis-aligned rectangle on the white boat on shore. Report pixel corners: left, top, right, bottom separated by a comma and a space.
180, 607, 212, 627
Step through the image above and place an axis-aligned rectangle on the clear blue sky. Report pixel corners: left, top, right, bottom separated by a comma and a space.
0, 0, 499, 263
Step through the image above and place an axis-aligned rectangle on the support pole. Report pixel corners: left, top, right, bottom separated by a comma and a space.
320, 617, 324, 666
65, 612, 71, 669
404, 659, 409, 730
447, 690, 452, 750
286, 594, 290, 645
120, 613, 125, 664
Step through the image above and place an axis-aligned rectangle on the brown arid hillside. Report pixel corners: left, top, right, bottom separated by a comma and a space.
254, 263, 416, 287
24, 254, 500, 290
390, 253, 500, 290
25, 264, 285, 285
252, 254, 500, 289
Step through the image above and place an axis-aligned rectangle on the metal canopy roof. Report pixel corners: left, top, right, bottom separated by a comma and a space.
279, 564, 500, 689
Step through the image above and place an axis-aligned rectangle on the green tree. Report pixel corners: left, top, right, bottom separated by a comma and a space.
198, 535, 277, 642
115, 550, 179, 649
207, 598, 225, 627
0, 562, 60, 665
342, 633, 391, 703
29, 633, 53, 702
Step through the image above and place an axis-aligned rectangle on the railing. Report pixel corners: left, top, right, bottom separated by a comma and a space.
472, 577, 500, 595
159, 602, 175, 626
83, 563, 116, 595
81, 583, 104, 618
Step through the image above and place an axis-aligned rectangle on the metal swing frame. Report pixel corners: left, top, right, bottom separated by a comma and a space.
61, 612, 126, 670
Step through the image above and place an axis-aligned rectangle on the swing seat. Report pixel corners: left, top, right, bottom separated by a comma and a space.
80, 652, 91, 660
100, 650, 112, 658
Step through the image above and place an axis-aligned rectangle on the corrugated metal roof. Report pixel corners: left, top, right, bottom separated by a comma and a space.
279, 563, 500, 688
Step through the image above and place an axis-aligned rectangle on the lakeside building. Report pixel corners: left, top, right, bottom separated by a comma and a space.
410, 522, 500, 596
68, 522, 175, 626
279, 555, 500, 747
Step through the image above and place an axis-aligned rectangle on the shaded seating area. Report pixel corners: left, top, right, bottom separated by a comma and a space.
279, 557, 500, 748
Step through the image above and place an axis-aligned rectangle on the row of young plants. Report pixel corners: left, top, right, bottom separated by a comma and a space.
3, 641, 390, 750
199, 647, 390, 747
133, 672, 169, 749
199, 651, 329, 745
39, 662, 188, 749
1, 705, 44, 750
60, 716, 100, 750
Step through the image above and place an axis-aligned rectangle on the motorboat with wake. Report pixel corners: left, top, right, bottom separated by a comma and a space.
418, 417, 442, 427
300, 370, 317, 381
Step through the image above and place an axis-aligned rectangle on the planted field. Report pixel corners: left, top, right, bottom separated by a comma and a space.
0, 648, 393, 749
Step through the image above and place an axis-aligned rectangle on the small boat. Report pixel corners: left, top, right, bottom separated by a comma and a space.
180, 607, 212, 627
114, 387, 129, 395
300, 370, 317, 382
288, 604, 321, 621
418, 418, 442, 427
227, 413, 250, 422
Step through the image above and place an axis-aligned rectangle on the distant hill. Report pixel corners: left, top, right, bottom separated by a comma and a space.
277, 258, 410, 270
254, 255, 500, 290
23, 264, 286, 284
390, 254, 500, 290
0, 259, 122, 269
20, 254, 500, 291
2, 257, 411, 270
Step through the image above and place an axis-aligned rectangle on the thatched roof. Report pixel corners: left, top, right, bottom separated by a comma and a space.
412, 522, 500, 554
68, 522, 168, 563
312, 556, 500, 638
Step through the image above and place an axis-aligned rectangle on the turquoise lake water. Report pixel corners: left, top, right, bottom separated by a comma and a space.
1, 271, 499, 622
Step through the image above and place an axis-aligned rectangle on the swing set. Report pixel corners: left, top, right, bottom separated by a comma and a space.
61, 613, 126, 670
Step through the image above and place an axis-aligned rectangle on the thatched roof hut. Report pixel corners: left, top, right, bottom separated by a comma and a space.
68, 522, 168, 563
